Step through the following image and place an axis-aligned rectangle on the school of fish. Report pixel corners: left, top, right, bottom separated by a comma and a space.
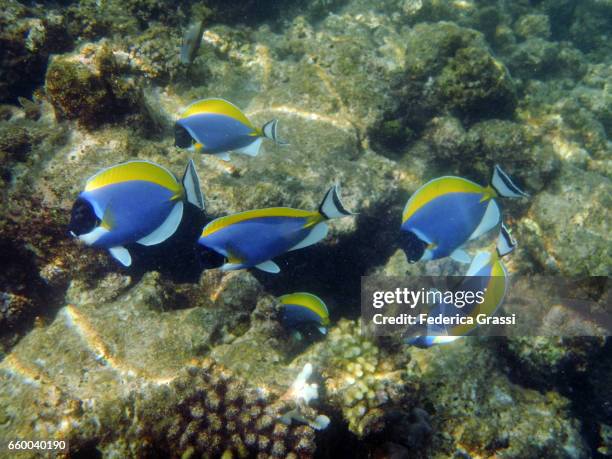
69, 97, 529, 346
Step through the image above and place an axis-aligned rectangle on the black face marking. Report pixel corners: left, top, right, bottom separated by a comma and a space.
174, 123, 193, 149
69, 198, 99, 236
399, 230, 427, 263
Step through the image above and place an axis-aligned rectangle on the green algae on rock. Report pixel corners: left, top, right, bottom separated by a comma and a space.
0, 2, 72, 103
45, 43, 149, 130
526, 166, 611, 276
409, 340, 589, 458
370, 21, 517, 154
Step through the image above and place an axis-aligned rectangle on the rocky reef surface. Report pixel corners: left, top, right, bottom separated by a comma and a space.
0, 0, 610, 457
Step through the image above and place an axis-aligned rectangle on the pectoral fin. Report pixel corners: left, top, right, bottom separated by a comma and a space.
221, 263, 242, 271
109, 246, 132, 267
255, 260, 280, 273
450, 248, 471, 264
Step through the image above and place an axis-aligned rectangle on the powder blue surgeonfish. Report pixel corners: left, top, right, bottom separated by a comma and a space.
407, 224, 517, 348
174, 98, 288, 161
198, 185, 353, 273
280, 292, 330, 335
69, 159, 204, 267
400, 165, 527, 264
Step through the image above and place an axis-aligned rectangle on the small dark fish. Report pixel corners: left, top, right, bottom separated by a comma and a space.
180, 20, 205, 65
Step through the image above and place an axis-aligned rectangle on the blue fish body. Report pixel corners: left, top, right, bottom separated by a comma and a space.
175, 98, 288, 160
70, 160, 205, 267
282, 304, 325, 328
406, 226, 516, 348
408, 335, 461, 348
280, 292, 330, 335
80, 180, 175, 249
400, 166, 528, 264
401, 191, 491, 260
198, 185, 352, 273
200, 212, 318, 271
177, 112, 256, 154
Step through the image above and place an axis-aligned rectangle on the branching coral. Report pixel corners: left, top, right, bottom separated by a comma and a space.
160, 359, 327, 458
296, 319, 414, 437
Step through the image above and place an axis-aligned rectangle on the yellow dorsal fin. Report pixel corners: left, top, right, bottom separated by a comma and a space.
202, 208, 318, 238
280, 292, 330, 325
85, 160, 181, 195
181, 98, 255, 130
403, 176, 484, 223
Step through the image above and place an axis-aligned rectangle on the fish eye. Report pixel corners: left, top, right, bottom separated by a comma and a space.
69, 198, 99, 236
174, 124, 193, 149
399, 231, 427, 263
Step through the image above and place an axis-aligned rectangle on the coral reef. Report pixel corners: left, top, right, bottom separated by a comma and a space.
409, 340, 590, 458
0, 2, 72, 103
525, 165, 610, 276
500, 336, 606, 387
370, 21, 516, 154
149, 360, 322, 458
295, 319, 414, 437
0, 269, 330, 457
45, 42, 149, 130
0, 0, 610, 456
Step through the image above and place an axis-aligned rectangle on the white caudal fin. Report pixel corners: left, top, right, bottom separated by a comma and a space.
318, 184, 353, 219
491, 165, 529, 198
235, 137, 263, 157
497, 223, 517, 257
255, 260, 280, 273
261, 119, 289, 146
289, 222, 329, 251
466, 251, 492, 277
468, 200, 501, 242
182, 159, 205, 210
109, 246, 132, 267
137, 201, 183, 246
